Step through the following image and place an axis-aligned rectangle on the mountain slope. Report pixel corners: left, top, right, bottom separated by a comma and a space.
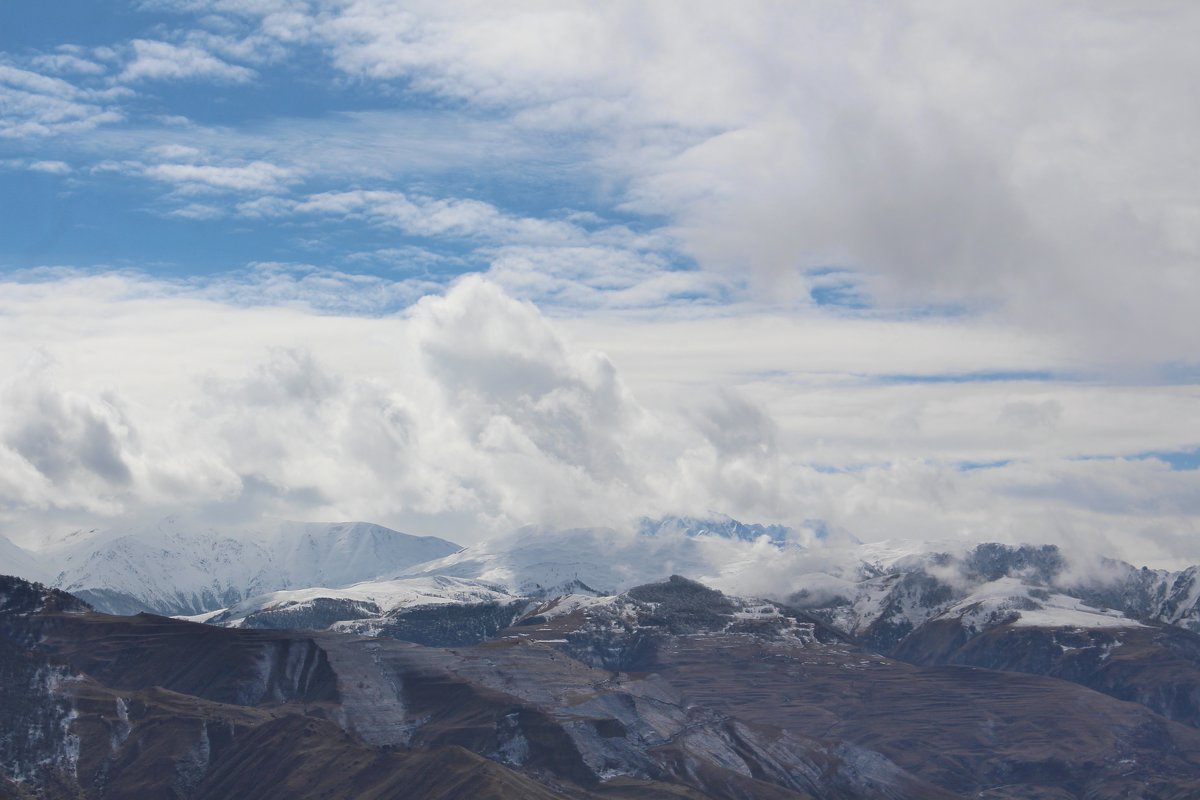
0, 533, 44, 584
396, 523, 731, 596
46, 517, 461, 615
1, 575, 956, 800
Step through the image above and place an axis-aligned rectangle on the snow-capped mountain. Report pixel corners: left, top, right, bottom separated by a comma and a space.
40, 516, 462, 615
11, 512, 1200, 646
637, 515, 795, 545
207, 574, 521, 631
0, 533, 45, 584
187, 517, 816, 639
394, 523, 728, 596
638, 514, 861, 548
792, 541, 1200, 651
7, 518, 1200, 799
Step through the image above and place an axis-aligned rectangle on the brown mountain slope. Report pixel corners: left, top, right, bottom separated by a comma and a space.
8, 574, 1200, 799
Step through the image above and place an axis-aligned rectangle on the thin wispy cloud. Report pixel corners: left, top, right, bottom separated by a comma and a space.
143, 159, 297, 193
118, 39, 257, 83
0, 63, 126, 138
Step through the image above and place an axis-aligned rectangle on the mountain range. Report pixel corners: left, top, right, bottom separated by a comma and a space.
3, 515, 1200, 798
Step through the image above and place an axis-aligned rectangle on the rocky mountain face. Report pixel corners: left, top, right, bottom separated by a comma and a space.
793, 542, 1200, 646
782, 542, 1200, 730
4, 571, 1200, 799
1, 575, 955, 800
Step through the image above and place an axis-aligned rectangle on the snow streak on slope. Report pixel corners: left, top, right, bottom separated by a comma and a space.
935, 577, 1145, 632
212, 575, 519, 627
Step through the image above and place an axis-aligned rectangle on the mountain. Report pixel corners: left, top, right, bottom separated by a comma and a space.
42, 517, 462, 615
390, 516, 825, 596
5, 572, 1200, 799
638, 514, 861, 548
394, 523, 721, 596
0, 533, 44, 583
789, 541, 1200, 646
206, 575, 528, 645
638, 514, 795, 545
147, 521, 1200, 651
14, 512, 1200, 744
786, 541, 1200, 728
197, 522, 732, 644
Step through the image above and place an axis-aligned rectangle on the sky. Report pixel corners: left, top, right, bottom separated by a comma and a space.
1, 1, 1198, 566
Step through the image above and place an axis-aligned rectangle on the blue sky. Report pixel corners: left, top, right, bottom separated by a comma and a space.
1, 2, 1198, 564
0, 1, 691, 311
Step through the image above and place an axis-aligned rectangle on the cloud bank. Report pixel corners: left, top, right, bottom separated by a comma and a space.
1, 273, 1196, 567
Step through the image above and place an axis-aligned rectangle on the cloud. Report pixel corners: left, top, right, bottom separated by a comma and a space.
483, 244, 727, 311
2, 4, 1199, 568
8, 3, 1196, 368
143, 159, 297, 193
166, 202, 225, 219
29, 52, 108, 76
149, 0, 1200, 367
0, 271, 1197, 568
149, 143, 205, 160
0, 63, 124, 138
288, 190, 585, 243
0, 359, 139, 518
118, 39, 256, 83
998, 399, 1063, 434
27, 160, 72, 175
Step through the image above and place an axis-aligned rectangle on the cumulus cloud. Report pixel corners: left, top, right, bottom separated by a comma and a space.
0, 373, 135, 506
0, 272, 1197, 567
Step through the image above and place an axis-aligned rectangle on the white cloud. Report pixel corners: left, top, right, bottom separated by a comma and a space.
118, 39, 256, 83
4, 4, 1199, 567
166, 202, 225, 219
149, 143, 205, 160
0, 272, 1196, 567
1, 159, 74, 175
143, 159, 297, 193
160, 0, 1200, 367
483, 244, 729, 311
27, 160, 72, 174
289, 189, 585, 243
29, 53, 108, 76
0, 63, 124, 138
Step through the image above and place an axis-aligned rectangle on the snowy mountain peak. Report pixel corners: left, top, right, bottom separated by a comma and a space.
638, 515, 795, 545
36, 517, 462, 616
0, 533, 45, 584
